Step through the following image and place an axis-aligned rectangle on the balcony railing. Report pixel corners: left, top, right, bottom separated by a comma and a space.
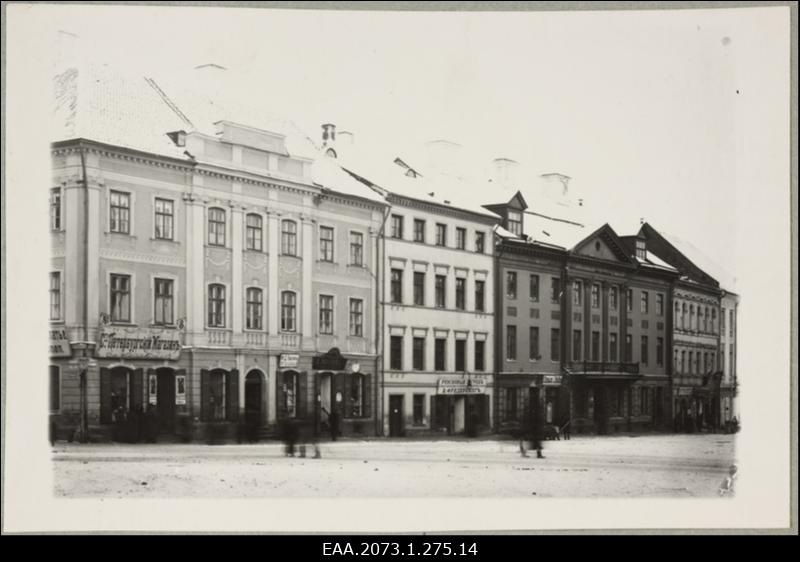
206, 329, 232, 346
280, 333, 301, 350
244, 332, 266, 347
569, 361, 640, 375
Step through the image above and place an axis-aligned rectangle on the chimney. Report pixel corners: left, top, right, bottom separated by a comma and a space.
193, 63, 228, 108
322, 123, 337, 146
338, 130, 354, 145
492, 157, 520, 186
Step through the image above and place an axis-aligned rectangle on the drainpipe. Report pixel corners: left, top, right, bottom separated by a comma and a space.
374, 204, 390, 437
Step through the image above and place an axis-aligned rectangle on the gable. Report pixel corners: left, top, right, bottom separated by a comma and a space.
574, 235, 625, 261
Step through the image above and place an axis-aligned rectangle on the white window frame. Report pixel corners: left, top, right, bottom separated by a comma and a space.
107, 270, 136, 324
152, 195, 177, 241
50, 269, 64, 322
150, 273, 179, 326
349, 297, 364, 337
244, 285, 265, 331
206, 282, 230, 329
318, 293, 335, 335
207, 206, 227, 247
319, 224, 335, 263
349, 229, 365, 266
281, 290, 298, 333
245, 212, 265, 252
107, 187, 135, 235
281, 219, 299, 256
50, 187, 63, 231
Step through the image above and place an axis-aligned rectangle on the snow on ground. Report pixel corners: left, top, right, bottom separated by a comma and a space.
52, 434, 736, 499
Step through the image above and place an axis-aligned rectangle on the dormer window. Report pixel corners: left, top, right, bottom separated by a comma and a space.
507, 210, 523, 236
636, 239, 646, 260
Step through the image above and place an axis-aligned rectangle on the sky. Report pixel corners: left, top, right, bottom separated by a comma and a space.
29, 3, 790, 285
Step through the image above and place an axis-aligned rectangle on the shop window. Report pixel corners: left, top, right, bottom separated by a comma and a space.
110, 369, 130, 422
208, 370, 227, 420
348, 374, 366, 418
413, 394, 425, 425
281, 371, 297, 418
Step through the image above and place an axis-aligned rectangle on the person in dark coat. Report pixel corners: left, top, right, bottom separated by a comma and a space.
530, 405, 545, 459
328, 409, 340, 442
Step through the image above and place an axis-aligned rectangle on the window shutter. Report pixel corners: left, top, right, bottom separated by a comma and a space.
363, 374, 372, 419
131, 368, 144, 412
343, 373, 352, 418
227, 369, 240, 422
200, 369, 209, 422
100, 368, 111, 424
297, 371, 308, 419
430, 395, 437, 429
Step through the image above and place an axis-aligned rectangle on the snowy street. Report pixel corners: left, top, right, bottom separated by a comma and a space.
53, 434, 736, 498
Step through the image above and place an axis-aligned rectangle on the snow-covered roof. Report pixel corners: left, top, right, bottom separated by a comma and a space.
635, 251, 679, 273
661, 230, 737, 291
525, 214, 588, 250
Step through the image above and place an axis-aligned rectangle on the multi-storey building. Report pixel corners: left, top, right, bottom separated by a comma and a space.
636, 222, 736, 432
49, 63, 386, 442
489, 194, 678, 435
719, 291, 739, 427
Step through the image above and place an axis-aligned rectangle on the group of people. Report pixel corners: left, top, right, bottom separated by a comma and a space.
280, 407, 340, 458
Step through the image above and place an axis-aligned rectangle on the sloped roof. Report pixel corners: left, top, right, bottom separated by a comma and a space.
660, 230, 737, 291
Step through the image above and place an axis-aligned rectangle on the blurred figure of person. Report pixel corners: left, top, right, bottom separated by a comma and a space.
518, 411, 530, 458
49, 419, 57, 447
282, 418, 299, 457
718, 464, 738, 496
131, 405, 144, 443
561, 419, 571, 441
323, 407, 340, 442
531, 405, 545, 459
145, 404, 158, 443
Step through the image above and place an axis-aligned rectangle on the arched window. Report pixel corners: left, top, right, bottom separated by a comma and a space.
246, 213, 263, 251
208, 284, 226, 327
281, 220, 297, 256
208, 207, 226, 246
246, 287, 263, 330
281, 291, 297, 332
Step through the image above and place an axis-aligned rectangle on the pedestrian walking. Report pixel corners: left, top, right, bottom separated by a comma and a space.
530, 405, 545, 459
328, 408, 340, 442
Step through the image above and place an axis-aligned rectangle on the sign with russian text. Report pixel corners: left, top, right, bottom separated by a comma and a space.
437, 376, 488, 395
279, 353, 300, 369
543, 375, 562, 386
96, 327, 182, 359
50, 328, 72, 357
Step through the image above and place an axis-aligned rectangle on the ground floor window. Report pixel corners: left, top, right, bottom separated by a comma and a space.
110, 369, 130, 422
413, 394, 425, 425
282, 371, 298, 418
640, 387, 651, 415
574, 387, 588, 417
208, 370, 227, 421
504, 387, 518, 421
347, 373, 366, 418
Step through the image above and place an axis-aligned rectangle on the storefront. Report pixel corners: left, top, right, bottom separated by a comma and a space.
495, 374, 569, 436
431, 375, 490, 436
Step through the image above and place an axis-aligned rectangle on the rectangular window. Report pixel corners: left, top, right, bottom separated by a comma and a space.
591, 284, 600, 308
656, 337, 664, 367
319, 226, 334, 262
349, 232, 363, 266
50, 366, 60, 411
49, 272, 61, 321
551, 277, 560, 303
529, 274, 540, 303
413, 272, 425, 306
551, 328, 561, 361
591, 331, 600, 361
349, 299, 363, 336
455, 340, 466, 372
154, 278, 174, 325
319, 295, 334, 334
475, 232, 485, 253
413, 219, 425, 243
641, 291, 649, 314
475, 280, 485, 312
413, 337, 425, 371
391, 215, 404, 239
281, 372, 297, 419
455, 278, 466, 310
391, 269, 403, 304
610, 286, 618, 310
207, 207, 226, 246
110, 190, 131, 234
281, 220, 297, 256
155, 198, 175, 241
474, 340, 485, 371
507, 271, 517, 300
435, 339, 447, 371
390, 336, 403, 370
281, 292, 296, 332
110, 274, 131, 323
456, 227, 466, 250
573, 280, 582, 306
245, 213, 262, 251
721, 307, 726, 334
50, 189, 62, 231
435, 223, 447, 246
246, 287, 263, 330
208, 284, 226, 327
730, 310, 735, 337
435, 275, 446, 308
641, 336, 649, 365
627, 288, 633, 312
656, 294, 664, 316
609, 333, 618, 362
348, 373, 365, 418
507, 210, 522, 235
506, 325, 517, 360
413, 394, 425, 425
625, 334, 633, 362
640, 387, 650, 415
572, 330, 582, 361
529, 327, 540, 360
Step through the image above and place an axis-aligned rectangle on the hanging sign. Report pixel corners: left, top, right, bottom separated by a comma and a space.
50, 328, 72, 357
279, 354, 300, 369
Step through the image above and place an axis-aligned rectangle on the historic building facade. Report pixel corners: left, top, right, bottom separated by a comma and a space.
719, 291, 739, 426
48, 67, 385, 443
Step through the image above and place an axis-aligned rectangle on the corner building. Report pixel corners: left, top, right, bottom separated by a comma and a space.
48, 65, 385, 442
